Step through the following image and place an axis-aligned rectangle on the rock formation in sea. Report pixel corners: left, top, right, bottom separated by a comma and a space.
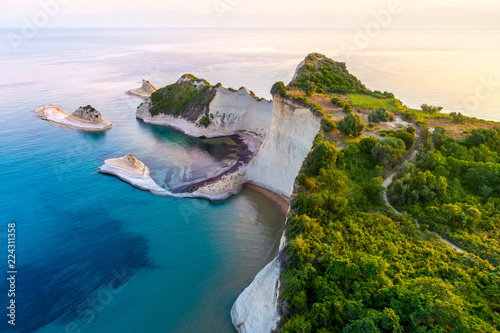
136, 74, 321, 203
127, 79, 157, 99
72, 105, 107, 123
34, 104, 113, 131
97, 153, 165, 193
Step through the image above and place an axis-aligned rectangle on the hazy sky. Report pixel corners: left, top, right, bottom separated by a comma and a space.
2, 0, 500, 27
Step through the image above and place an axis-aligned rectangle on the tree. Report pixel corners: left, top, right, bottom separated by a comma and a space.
395, 131, 415, 150
307, 142, 339, 175
337, 112, 366, 137
421, 104, 443, 114
371, 137, 406, 167
368, 108, 395, 123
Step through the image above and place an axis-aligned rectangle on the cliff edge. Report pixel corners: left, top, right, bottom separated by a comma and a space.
231, 257, 281, 333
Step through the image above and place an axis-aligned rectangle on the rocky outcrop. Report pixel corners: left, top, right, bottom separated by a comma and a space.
135, 76, 322, 203
72, 105, 107, 123
245, 95, 322, 200
127, 79, 157, 99
137, 77, 272, 141
98, 154, 165, 193
34, 105, 112, 131
231, 257, 281, 333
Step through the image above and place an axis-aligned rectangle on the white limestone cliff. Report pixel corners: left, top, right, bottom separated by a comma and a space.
137, 85, 273, 141
246, 96, 322, 200
231, 257, 281, 333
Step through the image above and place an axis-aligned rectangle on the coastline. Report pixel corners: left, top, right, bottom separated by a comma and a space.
244, 184, 289, 214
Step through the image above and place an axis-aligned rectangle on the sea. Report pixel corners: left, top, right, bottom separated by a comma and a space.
0, 27, 498, 333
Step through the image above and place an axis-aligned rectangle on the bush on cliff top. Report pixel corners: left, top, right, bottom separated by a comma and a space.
150, 76, 218, 121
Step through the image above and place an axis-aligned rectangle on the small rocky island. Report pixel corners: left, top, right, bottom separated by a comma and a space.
97, 153, 165, 193
127, 79, 157, 99
34, 104, 113, 131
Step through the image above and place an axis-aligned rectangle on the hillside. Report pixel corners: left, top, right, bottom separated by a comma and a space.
277, 54, 500, 332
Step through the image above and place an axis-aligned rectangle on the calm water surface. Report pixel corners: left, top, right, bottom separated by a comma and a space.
0, 27, 498, 333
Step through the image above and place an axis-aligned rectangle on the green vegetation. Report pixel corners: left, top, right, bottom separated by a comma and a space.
337, 112, 365, 137
276, 53, 499, 332
421, 104, 444, 114
451, 112, 466, 124
331, 97, 346, 109
388, 127, 500, 265
281, 132, 500, 332
371, 137, 406, 167
378, 128, 416, 150
199, 116, 211, 127
150, 74, 218, 122
368, 108, 396, 123
348, 93, 407, 112
290, 53, 369, 94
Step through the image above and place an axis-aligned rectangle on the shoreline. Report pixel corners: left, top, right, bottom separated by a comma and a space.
179, 133, 254, 194
244, 184, 289, 214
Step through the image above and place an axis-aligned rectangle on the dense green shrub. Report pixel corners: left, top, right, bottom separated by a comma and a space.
421, 104, 443, 114
337, 112, 365, 137
395, 130, 415, 150
368, 108, 395, 123
371, 137, 406, 167
199, 116, 211, 127
307, 142, 339, 175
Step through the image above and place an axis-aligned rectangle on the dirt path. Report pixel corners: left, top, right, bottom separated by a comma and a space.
382, 125, 466, 253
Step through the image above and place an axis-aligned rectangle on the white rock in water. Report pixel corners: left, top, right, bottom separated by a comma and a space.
231, 257, 280, 333
34, 104, 112, 131
98, 154, 165, 194
127, 79, 157, 99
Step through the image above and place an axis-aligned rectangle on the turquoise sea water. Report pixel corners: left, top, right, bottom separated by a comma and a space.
0, 28, 499, 332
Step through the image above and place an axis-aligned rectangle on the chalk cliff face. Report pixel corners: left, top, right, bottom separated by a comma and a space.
136, 77, 321, 202
231, 257, 281, 333
137, 78, 273, 141
246, 95, 322, 200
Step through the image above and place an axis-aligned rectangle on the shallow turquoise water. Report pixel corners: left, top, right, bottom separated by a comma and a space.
0, 27, 498, 332
0, 28, 287, 333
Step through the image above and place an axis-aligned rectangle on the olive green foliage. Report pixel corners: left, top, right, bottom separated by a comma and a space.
421, 104, 443, 114
368, 108, 396, 123
337, 112, 365, 137
282, 136, 500, 332
331, 97, 345, 109
371, 137, 406, 167
342, 104, 353, 114
290, 53, 369, 94
450, 112, 466, 124
388, 127, 500, 265
150, 75, 217, 121
406, 126, 416, 134
199, 116, 211, 127
322, 117, 336, 133
272, 81, 288, 97
378, 128, 416, 150
306, 142, 339, 175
